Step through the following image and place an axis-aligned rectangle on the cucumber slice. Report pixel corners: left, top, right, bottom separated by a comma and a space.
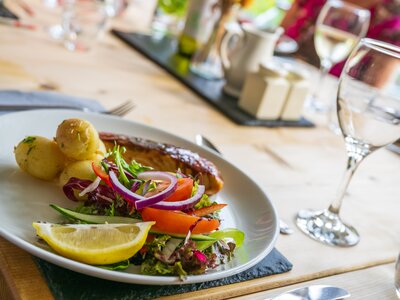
50, 204, 216, 241
50, 204, 141, 224
149, 229, 216, 241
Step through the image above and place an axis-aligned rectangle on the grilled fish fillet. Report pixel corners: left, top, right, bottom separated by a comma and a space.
100, 132, 224, 195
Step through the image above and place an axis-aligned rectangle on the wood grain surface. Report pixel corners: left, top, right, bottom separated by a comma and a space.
0, 1, 399, 299
234, 263, 398, 300
0, 237, 53, 300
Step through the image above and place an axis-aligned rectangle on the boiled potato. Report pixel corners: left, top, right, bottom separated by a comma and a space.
59, 159, 99, 186
87, 140, 107, 161
56, 118, 100, 160
98, 140, 106, 156
14, 136, 66, 180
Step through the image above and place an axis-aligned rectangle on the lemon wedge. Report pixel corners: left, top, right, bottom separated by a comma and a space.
33, 222, 155, 265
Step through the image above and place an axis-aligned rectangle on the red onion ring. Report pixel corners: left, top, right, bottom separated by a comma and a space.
79, 177, 101, 197
150, 185, 205, 211
109, 170, 178, 209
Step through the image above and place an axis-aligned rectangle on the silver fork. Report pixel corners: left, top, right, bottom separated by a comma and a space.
195, 134, 294, 235
0, 100, 135, 117
106, 100, 135, 116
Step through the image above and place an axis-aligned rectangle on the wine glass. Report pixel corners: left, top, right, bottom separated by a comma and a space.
297, 38, 400, 247
307, 0, 370, 112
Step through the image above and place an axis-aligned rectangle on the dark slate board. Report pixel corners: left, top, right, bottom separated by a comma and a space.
112, 30, 314, 128
34, 248, 292, 300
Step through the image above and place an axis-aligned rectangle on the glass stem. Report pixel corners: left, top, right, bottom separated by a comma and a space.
328, 149, 366, 215
312, 59, 332, 100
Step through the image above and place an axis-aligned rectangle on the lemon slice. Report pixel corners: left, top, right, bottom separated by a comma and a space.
33, 222, 155, 265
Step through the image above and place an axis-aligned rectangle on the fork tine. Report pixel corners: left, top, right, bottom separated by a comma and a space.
114, 101, 136, 116
107, 100, 135, 116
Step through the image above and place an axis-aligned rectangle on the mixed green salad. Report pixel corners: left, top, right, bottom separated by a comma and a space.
50, 145, 244, 277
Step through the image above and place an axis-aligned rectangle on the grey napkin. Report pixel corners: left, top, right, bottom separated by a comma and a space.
0, 90, 105, 115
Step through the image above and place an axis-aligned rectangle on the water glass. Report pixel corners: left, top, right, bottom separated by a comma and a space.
62, 0, 108, 51
296, 38, 400, 247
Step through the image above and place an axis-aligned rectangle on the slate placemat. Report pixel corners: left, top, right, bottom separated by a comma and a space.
34, 248, 292, 300
112, 30, 314, 128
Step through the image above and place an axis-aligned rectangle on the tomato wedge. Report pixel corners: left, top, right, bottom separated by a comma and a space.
92, 162, 111, 187
141, 207, 220, 234
163, 178, 193, 202
191, 204, 227, 217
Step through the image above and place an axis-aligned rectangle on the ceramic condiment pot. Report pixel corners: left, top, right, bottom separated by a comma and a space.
220, 23, 283, 97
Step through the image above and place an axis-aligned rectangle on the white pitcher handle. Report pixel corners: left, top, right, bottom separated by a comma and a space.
220, 23, 244, 71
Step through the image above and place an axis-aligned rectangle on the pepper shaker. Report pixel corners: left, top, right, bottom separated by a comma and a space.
280, 70, 309, 121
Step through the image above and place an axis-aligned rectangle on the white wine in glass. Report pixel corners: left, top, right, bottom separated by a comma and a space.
315, 25, 358, 65
297, 38, 400, 247
308, 0, 370, 112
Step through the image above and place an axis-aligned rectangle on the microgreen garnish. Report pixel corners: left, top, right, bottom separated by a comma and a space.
22, 136, 36, 144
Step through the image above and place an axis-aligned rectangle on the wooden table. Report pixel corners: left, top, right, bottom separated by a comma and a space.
0, 1, 399, 299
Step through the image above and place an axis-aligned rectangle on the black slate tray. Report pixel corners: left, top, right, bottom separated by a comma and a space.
34, 248, 292, 300
112, 30, 314, 128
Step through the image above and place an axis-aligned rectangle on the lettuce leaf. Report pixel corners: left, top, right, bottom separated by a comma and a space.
141, 257, 187, 278
98, 260, 130, 270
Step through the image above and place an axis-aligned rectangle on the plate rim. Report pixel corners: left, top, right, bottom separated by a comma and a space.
0, 109, 279, 285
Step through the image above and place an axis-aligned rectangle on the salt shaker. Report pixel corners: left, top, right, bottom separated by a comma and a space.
238, 63, 289, 120
280, 70, 309, 121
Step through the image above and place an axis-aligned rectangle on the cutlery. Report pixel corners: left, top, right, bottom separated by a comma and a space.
194, 134, 294, 235
106, 100, 136, 116
266, 285, 350, 300
0, 100, 136, 117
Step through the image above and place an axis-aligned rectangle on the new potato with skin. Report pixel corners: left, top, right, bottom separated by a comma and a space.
56, 118, 100, 160
14, 136, 66, 180
59, 159, 99, 187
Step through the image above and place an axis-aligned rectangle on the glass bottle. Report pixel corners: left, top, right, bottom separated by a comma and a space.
178, 0, 218, 57
189, 0, 238, 79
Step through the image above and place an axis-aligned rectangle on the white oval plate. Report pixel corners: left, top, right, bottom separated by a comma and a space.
0, 110, 278, 285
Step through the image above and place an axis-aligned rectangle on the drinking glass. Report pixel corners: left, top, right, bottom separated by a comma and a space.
307, 0, 370, 112
46, 0, 121, 42
297, 38, 400, 247
62, 0, 108, 51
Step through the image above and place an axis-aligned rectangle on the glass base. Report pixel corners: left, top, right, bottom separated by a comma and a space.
296, 209, 359, 247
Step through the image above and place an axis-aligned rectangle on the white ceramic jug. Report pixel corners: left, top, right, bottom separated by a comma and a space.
220, 24, 283, 97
